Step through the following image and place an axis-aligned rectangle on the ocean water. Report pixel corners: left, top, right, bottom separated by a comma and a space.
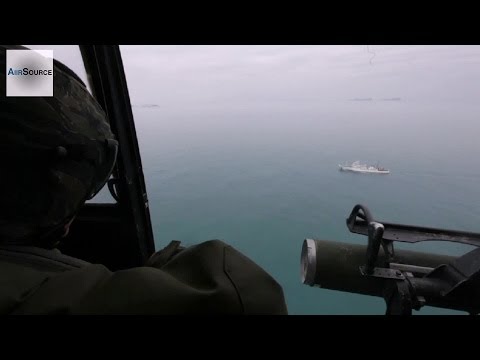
20, 44, 479, 314
124, 100, 480, 315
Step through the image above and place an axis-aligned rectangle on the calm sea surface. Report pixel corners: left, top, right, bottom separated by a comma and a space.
113, 100, 480, 314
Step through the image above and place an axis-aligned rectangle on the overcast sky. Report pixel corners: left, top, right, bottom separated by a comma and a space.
27, 45, 480, 107
118, 45, 480, 107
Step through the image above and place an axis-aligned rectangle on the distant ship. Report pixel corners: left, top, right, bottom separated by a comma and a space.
339, 161, 390, 174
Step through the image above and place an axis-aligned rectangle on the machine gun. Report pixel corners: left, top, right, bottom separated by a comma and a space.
301, 204, 480, 315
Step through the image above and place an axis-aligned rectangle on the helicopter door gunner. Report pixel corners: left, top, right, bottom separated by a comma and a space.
0, 46, 288, 315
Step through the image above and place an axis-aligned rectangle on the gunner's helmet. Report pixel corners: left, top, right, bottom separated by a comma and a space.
0, 45, 118, 246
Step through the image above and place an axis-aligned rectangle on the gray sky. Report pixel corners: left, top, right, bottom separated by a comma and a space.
26, 45, 480, 106
119, 45, 480, 107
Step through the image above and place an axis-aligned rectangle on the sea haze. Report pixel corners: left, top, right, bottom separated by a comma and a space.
115, 45, 480, 314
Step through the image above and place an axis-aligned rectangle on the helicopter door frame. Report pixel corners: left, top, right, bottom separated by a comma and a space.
59, 45, 155, 270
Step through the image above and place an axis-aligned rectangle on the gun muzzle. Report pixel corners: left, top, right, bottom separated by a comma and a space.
301, 239, 457, 298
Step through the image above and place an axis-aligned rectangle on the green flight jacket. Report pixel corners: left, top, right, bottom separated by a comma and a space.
0, 239, 288, 314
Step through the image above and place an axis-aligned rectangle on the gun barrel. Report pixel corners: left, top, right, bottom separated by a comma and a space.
301, 239, 457, 298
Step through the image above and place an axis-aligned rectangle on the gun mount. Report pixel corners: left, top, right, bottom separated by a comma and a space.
301, 204, 480, 315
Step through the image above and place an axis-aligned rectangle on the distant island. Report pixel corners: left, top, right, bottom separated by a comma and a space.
132, 104, 160, 108
349, 98, 373, 101
348, 98, 402, 102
